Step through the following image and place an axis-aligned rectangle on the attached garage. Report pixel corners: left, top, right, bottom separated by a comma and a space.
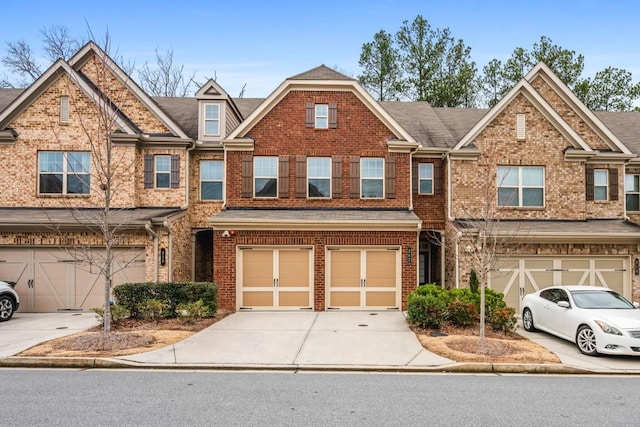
0, 247, 146, 312
238, 246, 313, 310
490, 256, 630, 313
326, 247, 401, 310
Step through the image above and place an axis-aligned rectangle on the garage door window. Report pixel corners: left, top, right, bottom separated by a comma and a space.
497, 166, 544, 207
38, 151, 90, 195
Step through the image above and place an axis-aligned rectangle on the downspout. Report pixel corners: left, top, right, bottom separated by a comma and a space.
145, 223, 159, 283
182, 140, 197, 210
223, 147, 228, 209
164, 220, 172, 282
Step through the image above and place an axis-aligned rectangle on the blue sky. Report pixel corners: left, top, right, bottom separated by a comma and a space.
1, 0, 639, 98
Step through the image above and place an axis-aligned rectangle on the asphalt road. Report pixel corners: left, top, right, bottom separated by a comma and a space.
2, 369, 638, 426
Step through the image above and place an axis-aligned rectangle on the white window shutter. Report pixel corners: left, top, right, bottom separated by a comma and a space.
60, 96, 70, 123
516, 114, 525, 140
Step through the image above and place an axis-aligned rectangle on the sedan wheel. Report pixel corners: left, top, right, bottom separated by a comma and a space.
0, 295, 15, 321
576, 325, 598, 356
522, 308, 537, 332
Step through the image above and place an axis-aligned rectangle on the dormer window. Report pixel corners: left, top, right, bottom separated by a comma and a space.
204, 104, 220, 136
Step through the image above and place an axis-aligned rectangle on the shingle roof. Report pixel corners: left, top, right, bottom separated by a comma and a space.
288, 65, 354, 81
381, 101, 455, 148
596, 111, 640, 156
211, 208, 421, 229
455, 219, 640, 238
0, 207, 184, 230
432, 108, 490, 142
0, 88, 24, 114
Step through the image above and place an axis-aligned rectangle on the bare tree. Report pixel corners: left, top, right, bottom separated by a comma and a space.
41, 25, 82, 62
47, 35, 142, 334
448, 146, 526, 343
1, 40, 42, 85
137, 48, 197, 96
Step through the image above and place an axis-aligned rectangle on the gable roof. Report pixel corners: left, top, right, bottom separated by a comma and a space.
68, 41, 189, 139
452, 78, 591, 152
0, 59, 136, 134
525, 63, 632, 155
226, 65, 415, 144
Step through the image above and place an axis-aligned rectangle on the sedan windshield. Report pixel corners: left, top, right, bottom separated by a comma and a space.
570, 290, 635, 309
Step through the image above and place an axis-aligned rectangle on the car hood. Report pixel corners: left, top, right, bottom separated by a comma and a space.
593, 309, 640, 329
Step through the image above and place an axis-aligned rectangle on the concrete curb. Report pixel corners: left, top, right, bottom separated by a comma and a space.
0, 356, 616, 374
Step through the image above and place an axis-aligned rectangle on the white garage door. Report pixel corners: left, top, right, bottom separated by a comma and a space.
326, 247, 400, 310
238, 247, 313, 310
489, 256, 630, 313
0, 248, 146, 312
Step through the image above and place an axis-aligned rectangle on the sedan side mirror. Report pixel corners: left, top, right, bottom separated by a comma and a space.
557, 300, 570, 309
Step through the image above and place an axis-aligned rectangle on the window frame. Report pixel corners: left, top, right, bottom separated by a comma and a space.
360, 157, 384, 199
593, 169, 609, 201
497, 165, 545, 208
203, 103, 221, 137
254, 156, 278, 198
38, 151, 91, 195
418, 163, 434, 195
155, 155, 171, 189
625, 174, 640, 211
307, 157, 331, 198
315, 104, 328, 129
200, 160, 224, 201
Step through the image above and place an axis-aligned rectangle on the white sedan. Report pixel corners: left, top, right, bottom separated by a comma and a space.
522, 286, 640, 356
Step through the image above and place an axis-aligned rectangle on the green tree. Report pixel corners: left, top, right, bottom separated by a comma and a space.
395, 15, 477, 107
480, 59, 508, 107
574, 67, 640, 111
357, 30, 405, 101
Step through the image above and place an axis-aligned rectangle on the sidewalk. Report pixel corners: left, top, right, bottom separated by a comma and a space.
1, 311, 639, 373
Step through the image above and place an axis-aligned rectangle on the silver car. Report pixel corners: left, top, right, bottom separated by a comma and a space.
0, 280, 19, 321
522, 286, 640, 356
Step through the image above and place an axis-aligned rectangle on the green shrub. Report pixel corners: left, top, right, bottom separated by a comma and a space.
114, 282, 217, 318
447, 299, 478, 327
91, 304, 130, 324
138, 298, 167, 321
407, 292, 447, 329
483, 288, 507, 318
177, 299, 212, 324
489, 306, 518, 332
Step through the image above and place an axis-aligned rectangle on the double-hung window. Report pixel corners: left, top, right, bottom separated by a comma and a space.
200, 160, 223, 200
418, 163, 434, 194
38, 151, 90, 195
315, 104, 328, 128
254, 157, 278, 197
361, 158, 384, 198
155, 155, 171, 189
204, 104, 220, 136
594, 169, 608, 201
307, 157, 331, 198
626, 174, 640, 211
497, 166, 544, 207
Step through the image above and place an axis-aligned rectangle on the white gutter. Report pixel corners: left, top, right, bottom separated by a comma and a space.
182, 141, 197, 209
145, 223, 159, 282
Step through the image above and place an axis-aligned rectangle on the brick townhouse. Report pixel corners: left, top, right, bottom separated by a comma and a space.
1, 42, 640, 314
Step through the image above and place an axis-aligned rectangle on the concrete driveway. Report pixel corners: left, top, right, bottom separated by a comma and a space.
119, 311, 455, 368
0, 312, 99, 358
518, 329, 640, 373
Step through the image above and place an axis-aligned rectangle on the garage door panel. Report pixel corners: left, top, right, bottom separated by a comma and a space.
243, 250, 273, 287
366, 291, 396, 307
366, 251, 396, 288
75, 262, 102, 310
242, 291, 274, 307
330, 251, 360, 287
330, 291, 360, 307
279, 250, 309, 287
279, 291, 310, 307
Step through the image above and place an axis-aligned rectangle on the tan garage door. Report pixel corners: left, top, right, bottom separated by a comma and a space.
0, 248, 146, 312
490, 257, 629, 313
239, 247, 313, 310
327, 247, 400, 309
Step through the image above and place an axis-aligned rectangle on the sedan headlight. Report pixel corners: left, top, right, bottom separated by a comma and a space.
594, 320, 622, 336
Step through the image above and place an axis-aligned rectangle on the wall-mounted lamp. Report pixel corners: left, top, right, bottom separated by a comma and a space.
407, 246, 413, 265
160, 248, 166, 266
635, 258, 639, 276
